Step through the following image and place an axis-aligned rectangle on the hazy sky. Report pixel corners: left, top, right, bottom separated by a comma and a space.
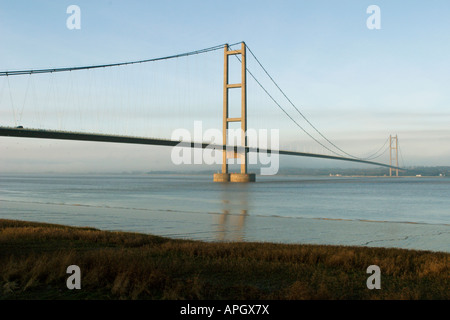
1, 0, 450, 173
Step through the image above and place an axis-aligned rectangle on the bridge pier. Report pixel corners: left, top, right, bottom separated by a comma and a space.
213, 173, 256, 183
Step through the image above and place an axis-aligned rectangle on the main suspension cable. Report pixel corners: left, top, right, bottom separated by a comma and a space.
230, 48, 345, 157
246, 43, 387, 161
0, 43, 239, 76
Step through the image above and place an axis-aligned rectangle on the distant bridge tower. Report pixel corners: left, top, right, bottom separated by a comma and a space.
389, 135, 399, 177
214, 42, 255, 182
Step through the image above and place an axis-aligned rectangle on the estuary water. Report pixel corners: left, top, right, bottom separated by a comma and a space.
0, 174, 449, 252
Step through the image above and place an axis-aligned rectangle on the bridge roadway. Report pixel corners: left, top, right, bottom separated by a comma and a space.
0, 127, 403, 170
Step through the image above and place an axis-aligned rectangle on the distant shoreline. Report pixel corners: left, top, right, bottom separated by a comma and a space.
0, 172, 448, 179
326, 175, 447, 178
0, 165, 449, 177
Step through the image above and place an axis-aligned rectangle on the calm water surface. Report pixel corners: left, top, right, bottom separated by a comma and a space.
0, 174, 449, 252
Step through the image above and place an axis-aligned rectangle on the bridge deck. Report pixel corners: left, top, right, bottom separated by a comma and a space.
0, 127, 403, 170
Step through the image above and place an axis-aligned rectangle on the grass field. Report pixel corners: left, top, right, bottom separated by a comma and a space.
0, 219, 448, 300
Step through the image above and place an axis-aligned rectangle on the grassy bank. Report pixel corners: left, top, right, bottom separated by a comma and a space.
0, 219, 448, 300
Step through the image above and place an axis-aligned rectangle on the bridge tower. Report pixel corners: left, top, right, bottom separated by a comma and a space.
213, 42, 255, 182
389, 135, 399, 177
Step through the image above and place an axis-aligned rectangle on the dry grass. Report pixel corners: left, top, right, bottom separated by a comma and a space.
0, 219, 448, 300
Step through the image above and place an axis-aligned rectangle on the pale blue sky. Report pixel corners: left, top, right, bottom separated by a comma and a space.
1, 0, 450, 172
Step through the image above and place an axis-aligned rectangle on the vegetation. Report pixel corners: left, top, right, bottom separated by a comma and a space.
0, 219, 448, 300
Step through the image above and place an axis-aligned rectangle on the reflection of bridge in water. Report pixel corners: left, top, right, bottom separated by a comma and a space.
216, 184, 250, 241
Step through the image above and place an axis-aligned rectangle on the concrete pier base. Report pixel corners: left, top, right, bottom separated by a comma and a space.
213, 173, 256, 182
213, 173, 230, 182
230, 173, 256, 182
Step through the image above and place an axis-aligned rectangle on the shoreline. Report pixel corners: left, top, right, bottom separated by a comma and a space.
2, 198, 448, 253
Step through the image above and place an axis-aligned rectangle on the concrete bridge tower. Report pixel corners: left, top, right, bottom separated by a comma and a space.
214, 42, 256, 182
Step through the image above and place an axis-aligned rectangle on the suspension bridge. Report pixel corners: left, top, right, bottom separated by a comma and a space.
0, 41, 404, 182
